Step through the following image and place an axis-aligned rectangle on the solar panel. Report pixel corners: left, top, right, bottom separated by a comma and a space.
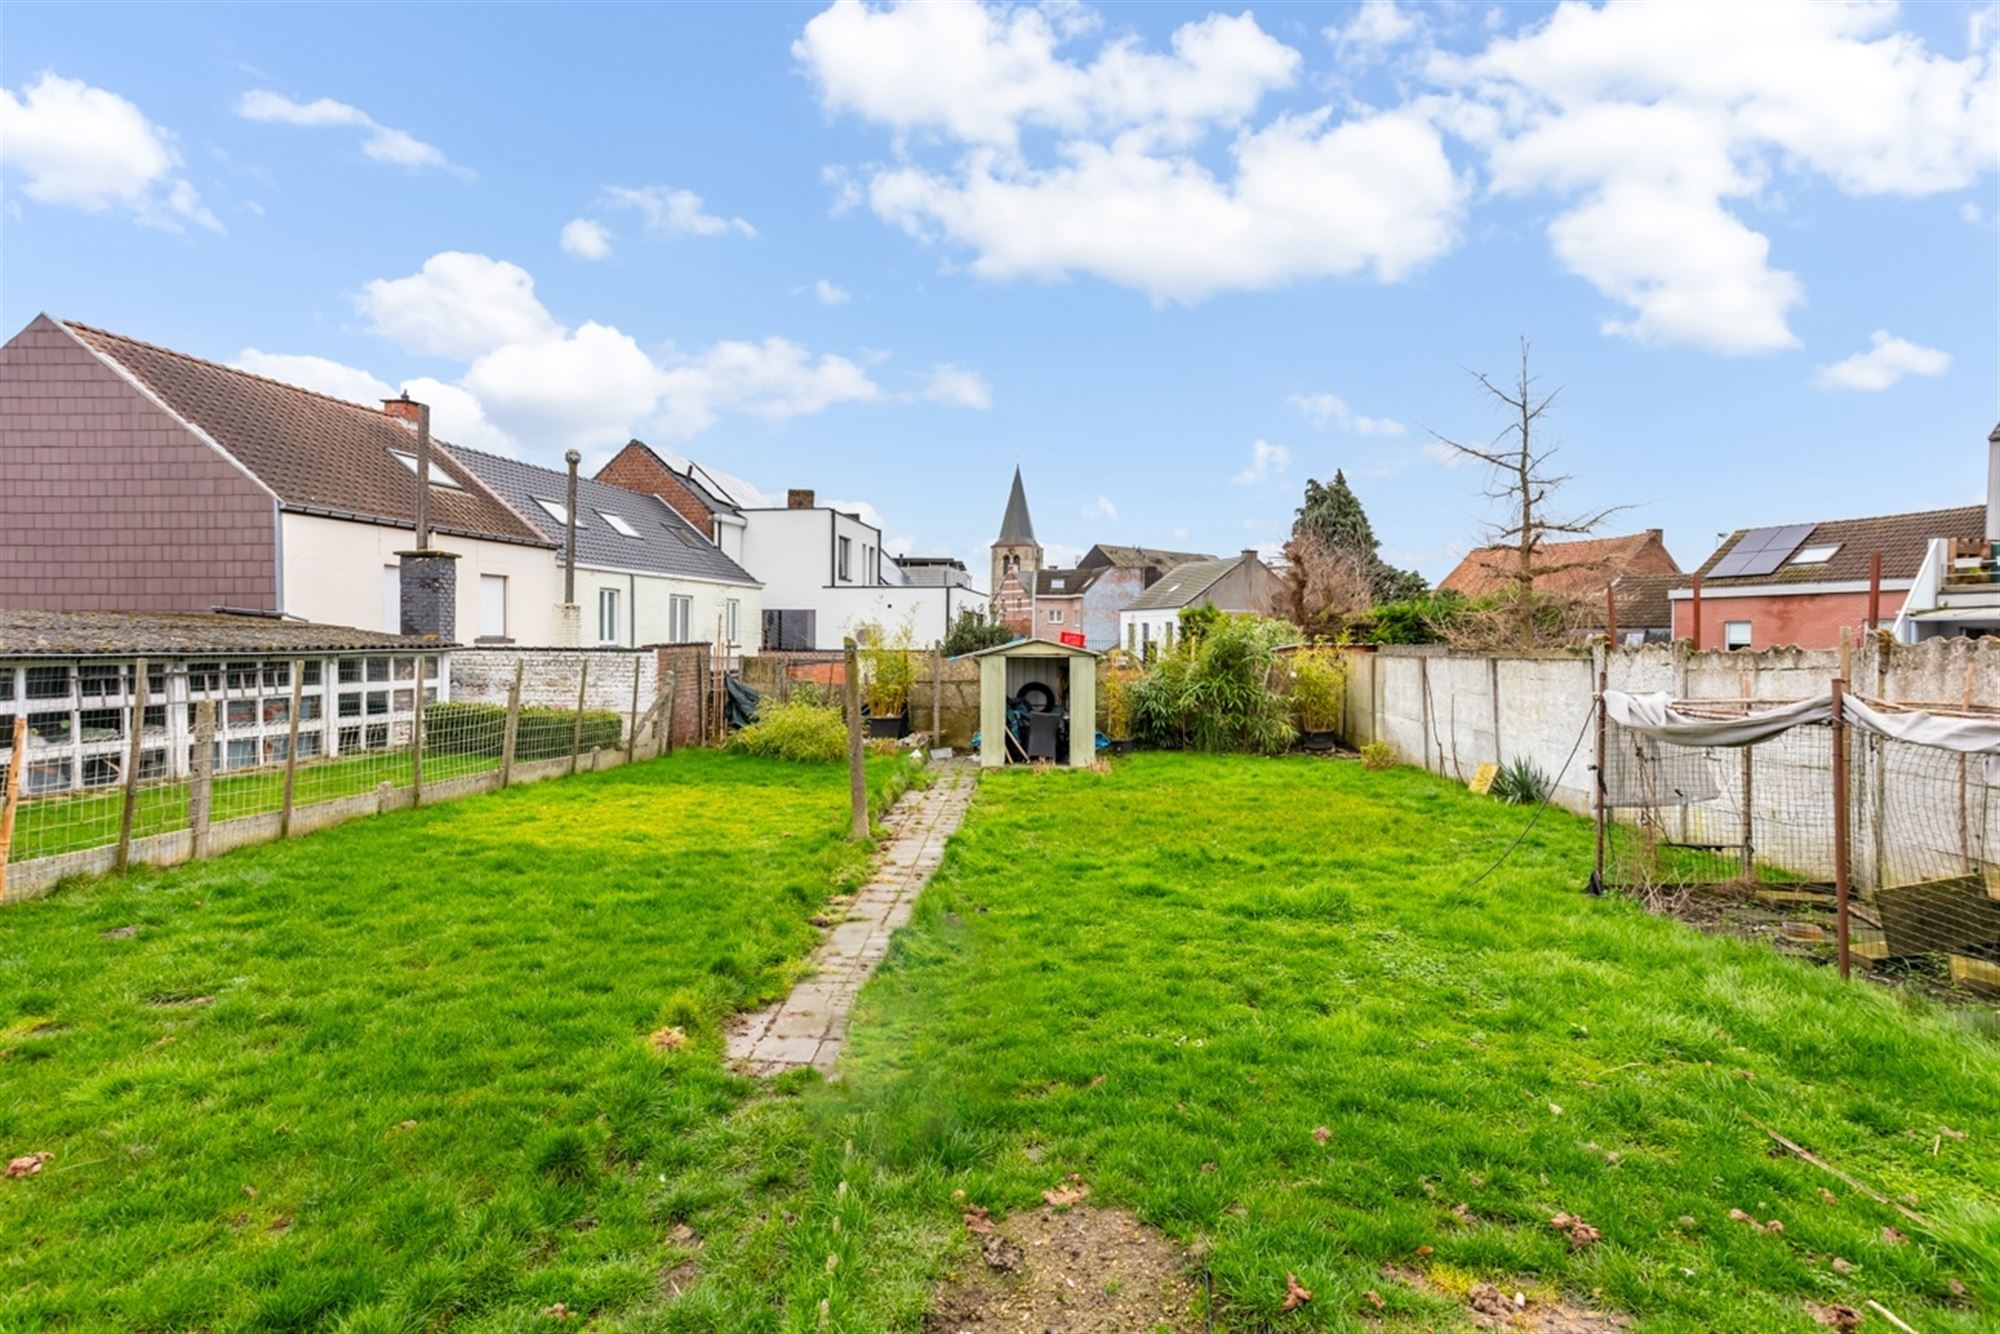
1708, 524, 1817, 579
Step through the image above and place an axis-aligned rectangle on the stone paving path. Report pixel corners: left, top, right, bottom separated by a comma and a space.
725, 763, 974, 1076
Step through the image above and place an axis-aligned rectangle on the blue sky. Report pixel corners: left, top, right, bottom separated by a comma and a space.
4, 1, 1995, 581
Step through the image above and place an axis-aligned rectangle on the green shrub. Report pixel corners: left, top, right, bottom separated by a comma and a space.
725, 698, 848, 762
1360, 740, 1395, 771
942, 607, 1014, 657
425, 700, 623, 761
1287, 646, 1349, 734
1342, 592, 1466, 645
1129, 614, 1300, 754
1490, 756, 1552, 806
858, 621, 918, 718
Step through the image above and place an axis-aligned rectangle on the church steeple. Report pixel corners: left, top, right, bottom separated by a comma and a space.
990, 466, 1043, 600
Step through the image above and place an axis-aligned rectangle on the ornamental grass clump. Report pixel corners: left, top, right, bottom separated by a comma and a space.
1128, 614, 1300, 754
858, 622, 918, 720
726, 698, 848, 763
1286, 646, 1349, 736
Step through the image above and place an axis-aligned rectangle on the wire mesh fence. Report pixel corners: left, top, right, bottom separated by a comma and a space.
1600, 690, 2000, 1003
1, 651, 661, 901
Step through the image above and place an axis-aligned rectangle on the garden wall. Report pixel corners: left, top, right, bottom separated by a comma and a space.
451, 643, 714, 749
741, 651, 983, 748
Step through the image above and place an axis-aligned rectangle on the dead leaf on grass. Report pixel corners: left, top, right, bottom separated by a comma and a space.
1830, 1257, 1854, 1275
668, 1223, 697, 1246
1549, 1214, 1601, 1248
242, 1184, 259, 1198
981, 1233, 1023, 1273
103, 925, 138, 939
1364, 1289, 1385, 1309
269, 1215, 292, 1232
1882, 1226, 1906, 1245
544, 1303, 572, 1321
5, 1152, 53, 1179
649, 1026, 687, 1053
1451, 1202, 1477, 1224
1807, 1301, 1861, 1330
1940, 1125, 1967, 1141
962, 1203, 994, 1235
1311, 1125, 1331, 1144
1282, 1272, 1313, 1311
1042, 1173, 1090, 1208
1818, 1188, 1837, 1205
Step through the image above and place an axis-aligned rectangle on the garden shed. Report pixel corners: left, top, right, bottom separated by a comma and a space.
965, 638, 1098, 768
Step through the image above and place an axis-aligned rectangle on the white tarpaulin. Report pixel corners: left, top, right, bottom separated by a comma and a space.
1603, 689, 2000, 781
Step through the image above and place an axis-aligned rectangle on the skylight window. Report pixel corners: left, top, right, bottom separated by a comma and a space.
598, 511, 641, 538
533, 497, 578, 527
1790, 543, 1841, 565
388, 449, 463, 489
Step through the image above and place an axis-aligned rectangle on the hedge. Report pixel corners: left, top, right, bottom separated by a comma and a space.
424, 700, 624, 761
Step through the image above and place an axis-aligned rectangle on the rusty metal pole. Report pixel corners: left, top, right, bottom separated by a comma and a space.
1867, 550, 1882, 632
1604, 585, 1618, 648
1690, 574, 1703, 651
563, 449, 581, 606
1831, 676, 1852, 980
0, 715, 26, 902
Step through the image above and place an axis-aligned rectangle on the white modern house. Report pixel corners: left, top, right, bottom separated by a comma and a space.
447, 447, 763, 651
1118, 550, 1282, 653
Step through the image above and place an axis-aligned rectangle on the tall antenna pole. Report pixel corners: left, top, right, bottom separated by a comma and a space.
413, 399, 433, 551
564, 449, 581, 605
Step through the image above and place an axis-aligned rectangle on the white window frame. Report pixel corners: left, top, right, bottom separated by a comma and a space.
669, 594, 693, 643
1789, 543, 1840, 565
725, 597, 741, 646
837, 536, 852, 581
479, 573, 508, 639
598, 587, 622, 644
598, 511, 641, 539
1046, 608, 1063, 624
1723, 619, 1752, 650
534, 497, 578, 527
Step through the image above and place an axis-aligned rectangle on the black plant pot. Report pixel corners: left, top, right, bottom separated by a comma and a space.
867, 712, 911, 740
1297, 730, 1340, 753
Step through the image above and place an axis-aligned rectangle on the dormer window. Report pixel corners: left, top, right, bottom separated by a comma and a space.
389, 449, 463, 489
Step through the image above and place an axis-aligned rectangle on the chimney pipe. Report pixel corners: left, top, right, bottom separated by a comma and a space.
413, 398, 433, 552
382, 392, 422, 424
1986, 422, 2000, 542
788, 488, 815, 510
564, 449, 581, 605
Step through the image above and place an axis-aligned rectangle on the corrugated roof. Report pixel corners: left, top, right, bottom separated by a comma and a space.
448, 446, 759, 586
1123, 557, 1239, 611
1439, 531, 1678, 600
997, 466, 1036, 543
0, 609, 445, 657
1688, 505, 1982, 588
64, 321, 551, 548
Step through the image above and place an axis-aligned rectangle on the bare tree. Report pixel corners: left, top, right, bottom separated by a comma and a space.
1279, 527, 1376, 636
1428, 338, 1628, 649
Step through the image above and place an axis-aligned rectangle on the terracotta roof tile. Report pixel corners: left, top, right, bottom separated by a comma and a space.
1439, 531, 1679, 600
64, 322, 551, 548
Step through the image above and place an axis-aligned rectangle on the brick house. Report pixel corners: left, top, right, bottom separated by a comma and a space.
1439, 529, 1681, 610
0, 315, 556, 639
1675, 506, 1984, 649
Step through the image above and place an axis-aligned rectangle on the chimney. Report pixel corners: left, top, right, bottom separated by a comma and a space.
788, 488, 816, 510
1241, 548, 1259, 562
392, 392, 460, 642
1987, 422, 2000, 542
382, 391, 422, 424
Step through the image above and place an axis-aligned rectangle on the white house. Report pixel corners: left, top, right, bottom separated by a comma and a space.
1118, 550, 1283, 653
447, 446, 763, 651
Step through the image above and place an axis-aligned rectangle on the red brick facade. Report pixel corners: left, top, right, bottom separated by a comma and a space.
1672, 589, 1886, 651
596, 442, 718, 540
0, 315, 280, 612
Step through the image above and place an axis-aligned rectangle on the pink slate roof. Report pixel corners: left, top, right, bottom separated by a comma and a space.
64, 321, 550, 548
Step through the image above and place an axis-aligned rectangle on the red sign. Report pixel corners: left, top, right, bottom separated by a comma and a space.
1059, 630, 1087, 648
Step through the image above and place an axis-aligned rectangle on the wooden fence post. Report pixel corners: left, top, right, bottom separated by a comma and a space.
280, 659, 304, 836
500, 659, 523, 788
627, 656, 641, 763
1591, 666, 1607, 895
569, 657, 590, 776
932, 647, 944, 744
189, 700, 214, 860
844, 638, 867, 841
116, 657, 148, 872
0, 715, 26, 903
1831, 676, 1852, 981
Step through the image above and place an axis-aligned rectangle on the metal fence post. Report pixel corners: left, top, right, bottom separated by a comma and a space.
1831, 675, 1852, 980
661, 666, 678, 756
189, 700, 214, 860
0, 715, 26, 903
500, 659, 523, 788
280, 659, 304, 835
1590, 665, 1607, 895
411, 665, 426, 805
844, 637, 866, 841
116, 657, 149, 872
627, 656, 641, 763
569, 657, 589, 776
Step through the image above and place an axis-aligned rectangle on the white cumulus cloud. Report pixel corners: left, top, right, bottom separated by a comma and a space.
602, 185, 756, 238
1354, 415, 1405, 436
1083, 495, 1119, 521
232, 350, 393, 405
236, 90, 470, 178
1288, 391, 1404, 436
814, 277, 852, 304
560, 218, 613, 260
358, 251, 562, 361
1328, 0, 1420, 52
0, 73, 219, 232
1233, 438, 1291, 485
921, 363, 992, 409
1812, 330, 1952, 391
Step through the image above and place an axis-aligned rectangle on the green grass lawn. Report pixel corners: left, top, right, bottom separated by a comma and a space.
6, 751, 1996, 1332
671, 754, 1999, 1332
0, 750, 909, 1331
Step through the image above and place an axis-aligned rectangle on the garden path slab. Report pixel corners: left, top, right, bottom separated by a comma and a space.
726, 764, 972, 1076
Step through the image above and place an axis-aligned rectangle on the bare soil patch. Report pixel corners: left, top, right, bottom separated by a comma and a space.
924, 1205, 1206, 1333
1385, 1264, 1630, 1332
